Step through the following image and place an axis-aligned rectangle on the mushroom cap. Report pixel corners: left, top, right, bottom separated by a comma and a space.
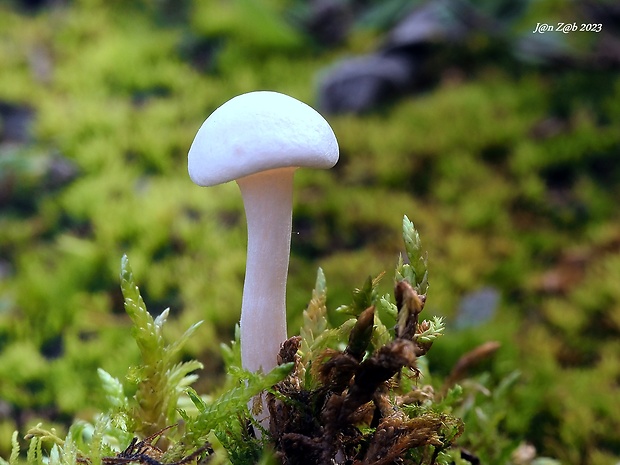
188, 91, 339, 186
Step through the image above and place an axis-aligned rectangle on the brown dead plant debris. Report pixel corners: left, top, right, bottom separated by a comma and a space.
266, 280, 464, 465
76, 426, 213, 465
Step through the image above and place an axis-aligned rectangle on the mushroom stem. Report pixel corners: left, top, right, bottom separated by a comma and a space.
236, 167, 295, 375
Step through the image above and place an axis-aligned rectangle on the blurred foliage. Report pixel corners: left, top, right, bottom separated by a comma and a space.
0, 0, 619, 463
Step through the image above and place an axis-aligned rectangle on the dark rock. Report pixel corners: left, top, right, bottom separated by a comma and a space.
318, 52, 417, 114
454, 287, 500, 329
304, 0, 353, 46
0, 102, 35, 144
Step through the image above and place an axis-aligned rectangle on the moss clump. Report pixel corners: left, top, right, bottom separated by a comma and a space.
3, 217, 541, 465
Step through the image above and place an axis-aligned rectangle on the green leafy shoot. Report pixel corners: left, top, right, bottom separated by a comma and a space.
120, 254, 203, 437
183, 363, 293, 442
178, 362, 293, 464
220, 324, 242, 369
336, 272, 385, 316
372, 294, 399, 348
377, 294, 398, 320
22, 256, 207, 465
416, 316, 446, 344
26, 435, 42, 465
299, 268, 328, 360
397, 215, 429, 294
0, 431, 20, 465
97, 368, 131, 433
98, 368, 129, 411
307, 318, 357, 356
157, 323, 295, 463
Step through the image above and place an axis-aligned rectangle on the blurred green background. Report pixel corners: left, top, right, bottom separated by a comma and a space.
0, 0, 619, 463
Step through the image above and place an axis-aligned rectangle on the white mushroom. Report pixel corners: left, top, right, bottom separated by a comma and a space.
188, 91, 339, 379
